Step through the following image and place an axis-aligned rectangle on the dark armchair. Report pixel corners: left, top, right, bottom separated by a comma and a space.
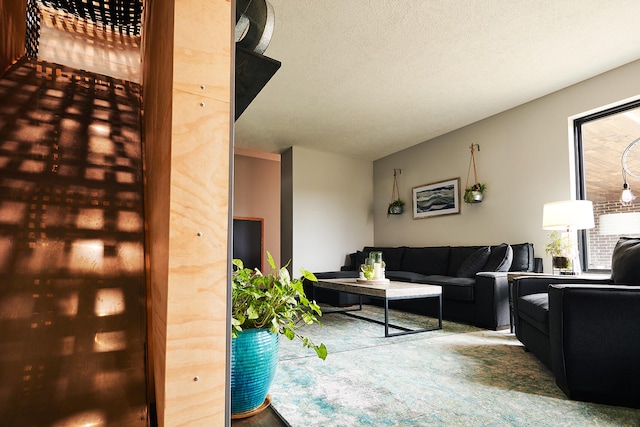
512, 237, 640, 408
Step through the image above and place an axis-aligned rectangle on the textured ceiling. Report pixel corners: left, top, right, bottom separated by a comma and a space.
234, 0, 640, 161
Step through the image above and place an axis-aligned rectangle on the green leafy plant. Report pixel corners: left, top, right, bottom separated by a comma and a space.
232, 251, 327, 360
544, 231, 576, 258
464, 183, 487, 203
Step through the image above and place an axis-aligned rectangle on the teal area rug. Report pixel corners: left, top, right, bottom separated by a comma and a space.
272, 305, 640, 426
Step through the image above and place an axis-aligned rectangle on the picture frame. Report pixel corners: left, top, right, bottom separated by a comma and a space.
412, 178, 460, 219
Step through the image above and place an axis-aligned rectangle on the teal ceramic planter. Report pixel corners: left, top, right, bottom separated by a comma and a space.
231, 329, 280, 414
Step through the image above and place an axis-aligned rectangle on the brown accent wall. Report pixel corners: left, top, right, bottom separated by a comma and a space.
233, 149, 281, 268
142, 0, 232, 425
0, 0, 26, 73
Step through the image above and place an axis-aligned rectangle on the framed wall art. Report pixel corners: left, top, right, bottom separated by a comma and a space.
412, 178, 460, 219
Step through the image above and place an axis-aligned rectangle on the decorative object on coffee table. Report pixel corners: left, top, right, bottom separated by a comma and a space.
358, 251, 390, 284
387, 168, 405, 217
464, 143, 487, 204
231, 252, 327, 417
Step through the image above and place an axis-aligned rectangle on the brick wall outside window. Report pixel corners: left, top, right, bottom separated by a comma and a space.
587, 201, 640, 270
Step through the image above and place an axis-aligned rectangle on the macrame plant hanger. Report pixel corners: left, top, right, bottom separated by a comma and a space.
387, 169, 404, 216
391, 168, 400, 202
464, 144, 485, 203
465, 143, 480, 190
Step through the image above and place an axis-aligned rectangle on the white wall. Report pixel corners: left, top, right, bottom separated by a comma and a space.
374, 59, 640, 272
284, 146, 373, 274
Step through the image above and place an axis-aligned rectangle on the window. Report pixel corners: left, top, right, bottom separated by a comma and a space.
575, 99, 640, 271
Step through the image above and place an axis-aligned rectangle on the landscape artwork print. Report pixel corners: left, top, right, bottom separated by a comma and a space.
412, 178, 460, 219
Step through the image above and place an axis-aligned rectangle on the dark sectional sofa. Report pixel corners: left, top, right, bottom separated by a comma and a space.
311, 242, 541, 330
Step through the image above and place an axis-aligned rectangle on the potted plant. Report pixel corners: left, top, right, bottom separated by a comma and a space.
464, 183, 486, 203
387, 198, 405, 216
544, 231, 576, 271
231, 252, 327, 417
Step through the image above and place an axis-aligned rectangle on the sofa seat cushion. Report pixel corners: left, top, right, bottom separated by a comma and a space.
385, 271, 429, 283
518, 293, 549, 334
416, 275, 475, 301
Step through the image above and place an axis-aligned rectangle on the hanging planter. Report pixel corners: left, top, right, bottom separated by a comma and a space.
388, 200, 404, 215
464, 183, 486, 203
464, 144, 487, 204
387, 169, 405, 217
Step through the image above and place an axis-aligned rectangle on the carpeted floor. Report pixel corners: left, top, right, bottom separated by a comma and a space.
271, 305, 640, 426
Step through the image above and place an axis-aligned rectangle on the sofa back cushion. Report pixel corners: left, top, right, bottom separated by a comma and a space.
484, 243, 513, 272
401, 246, 450, 275
611, 237, 640, 285
353, 251, 367, 270
509, 242, 535, 272
456, 246, 491, 278
447, 246, 482, 276
362, 246, 406, 271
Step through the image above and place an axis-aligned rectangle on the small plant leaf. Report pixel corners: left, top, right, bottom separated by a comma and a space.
232, 251, 328, 360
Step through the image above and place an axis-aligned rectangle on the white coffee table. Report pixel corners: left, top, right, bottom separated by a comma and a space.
312, 278, 442, 337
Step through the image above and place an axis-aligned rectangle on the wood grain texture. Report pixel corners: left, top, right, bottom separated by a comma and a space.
38, 8, 142, 83
0, 0, 26, 73
142, 0, 232, 425
163, 90, 230, 427
173, 0, 232, 103
142, 1, 175, 425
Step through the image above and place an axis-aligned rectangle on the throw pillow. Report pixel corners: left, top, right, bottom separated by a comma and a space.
456, 246, 491, 278
509, 242, 534, 272
484, 243, 513, 272
611, 237, 640, 285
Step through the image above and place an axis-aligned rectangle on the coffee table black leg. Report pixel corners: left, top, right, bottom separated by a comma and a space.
384, 298, 390, 337
322, 291, 442, 337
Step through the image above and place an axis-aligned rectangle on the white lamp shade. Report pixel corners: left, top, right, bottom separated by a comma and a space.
542, 200, 595, 230
598, 212, 640, 235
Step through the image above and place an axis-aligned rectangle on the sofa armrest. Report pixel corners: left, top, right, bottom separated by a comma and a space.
548, 284, 640, 407
474, 272, 509, 330
512, 275, 612, 299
